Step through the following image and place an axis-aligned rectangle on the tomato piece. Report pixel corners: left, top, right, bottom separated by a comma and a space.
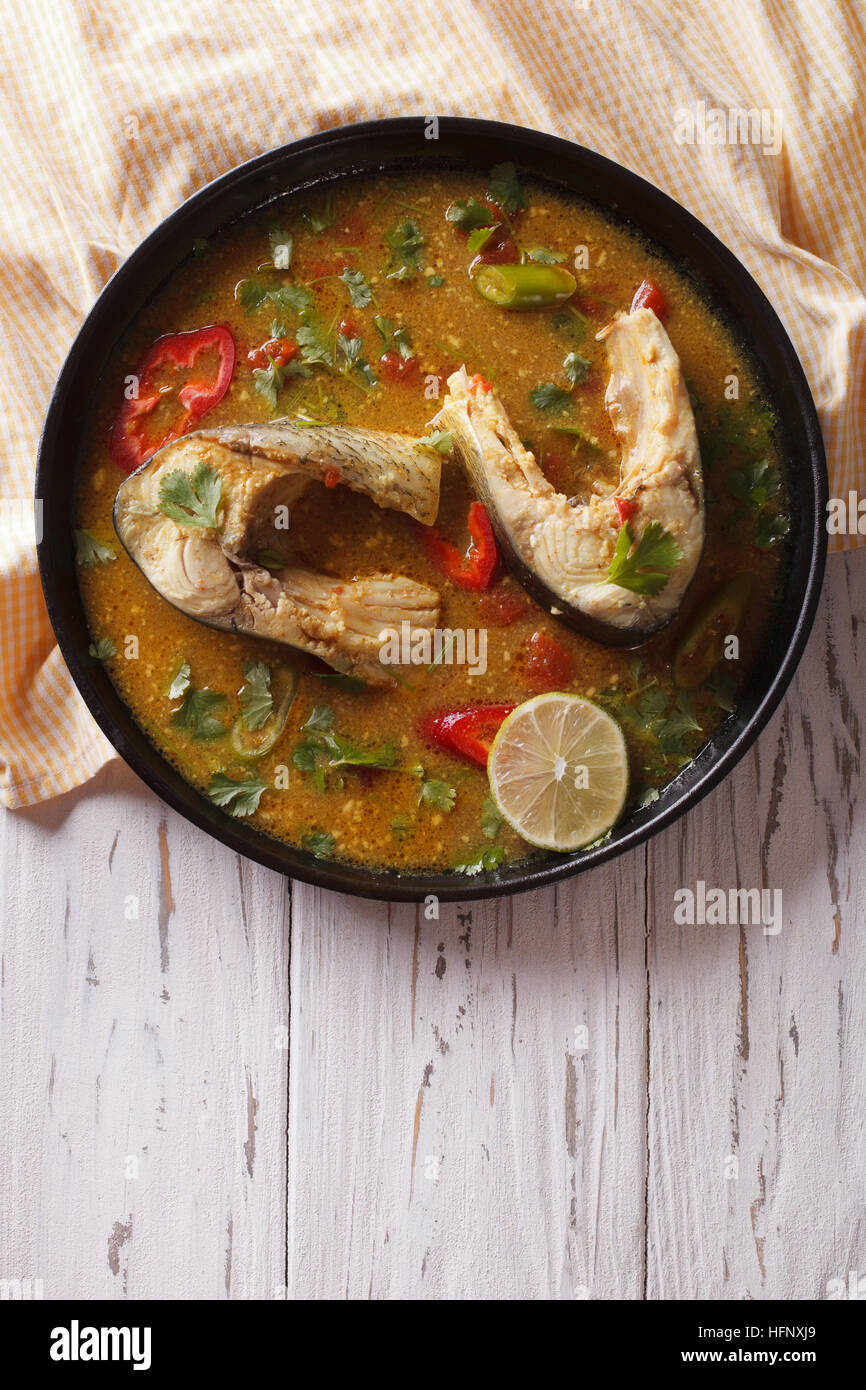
422, 501, 498, 590
109, 325, 235, 473
614, 496, 637, 526
379, 350, 419, 383
480, 583, 529, 626
323, 468, 340, 488
337, 318, 359, 340
630, 278, 668, 318
468, 373, 493, 394
472, 225, 520, 266
247, 337, 297, 370
421, 704, 516, 768
523, 630, 573, 691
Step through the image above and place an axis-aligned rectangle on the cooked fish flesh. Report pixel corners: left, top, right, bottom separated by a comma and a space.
113, 423, 442, 686
435, 308, 703, 644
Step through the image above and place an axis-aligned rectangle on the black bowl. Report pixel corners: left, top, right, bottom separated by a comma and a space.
36, 117, 827, 902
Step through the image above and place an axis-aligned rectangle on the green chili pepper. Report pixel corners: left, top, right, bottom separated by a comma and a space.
229, 666, 298, 759
473, 263, 577, 309
673, 575, 753, 690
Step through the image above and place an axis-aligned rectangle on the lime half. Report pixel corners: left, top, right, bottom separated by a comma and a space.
488, 693, 629, 852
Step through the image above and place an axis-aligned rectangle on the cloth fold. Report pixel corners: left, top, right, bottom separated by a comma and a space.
1, 0, 862, 807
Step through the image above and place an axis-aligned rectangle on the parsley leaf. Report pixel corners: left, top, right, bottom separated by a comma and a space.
239, 659, 273, 731
170, 687, 227, 740
384, 219, 425, 280
89, 636, 116, 660
419, 778, 456, 812
207, 772, 267, 817
445, 197, 491, 232
75, 529, 116, 569
339, 267, 373, 307
481, 795, 504, 840
607, 522, 683, 596
453, 843, 506, 875
158, 464, 222, 529
563, 350, 592, 385
726, 458, 781, 509
487, 161, 527, 214
530, 381, 572, 411
302, 830, 336, 858
165, 657, 191, 701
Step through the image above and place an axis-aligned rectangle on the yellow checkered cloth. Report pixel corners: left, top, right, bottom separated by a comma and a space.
0, 0, 862, 807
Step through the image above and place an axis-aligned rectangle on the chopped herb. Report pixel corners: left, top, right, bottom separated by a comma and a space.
207, 772, 267, 818
419, 778, 456, 812
563, 350, 592, 385
420, 430, 453, 454
445, 197, 492, 232
726, 457, 781, 509
466, 224, 500, 254
635, 785, 660, 809
487, 161, 527, 214
253, 355, 310, 410
530, 381, 572, 411
657, 691, 701, 753
268, 227, 293, 270
302, 830, 336, 858
238, 278, 311, 316
158, 463, 222, 529
753, 512, 790, 548
298, 203, 335, 234
303, 705, 335, 734
239, 659, 273, 731
270, 283, 313, 314
165, 657, 191, 700
552, 308, 588, 341
257, 548, 287, 570
453, 842, 506, 875
607, 522, 683, 596
75, 529, 116, 568
428, 274, 445, 287
527, 245, 566, 264
391, 813, 414, 838
294, 704, 397, 787
384, 219, 425, 280
89, 636, 116, 660
373, 316, 413, 359
338, 267, 373, 307
337, 333, 377, 387
315, 672, 368, 693
170, 687, 227, 740
481, 795, 504, 840
296, 316, 335, 368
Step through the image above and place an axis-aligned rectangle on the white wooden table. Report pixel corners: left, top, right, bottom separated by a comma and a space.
1, 552, 863, 1301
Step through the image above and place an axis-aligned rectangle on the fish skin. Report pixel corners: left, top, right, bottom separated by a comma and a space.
435, 308, 703, 644
113, 426, 441, 686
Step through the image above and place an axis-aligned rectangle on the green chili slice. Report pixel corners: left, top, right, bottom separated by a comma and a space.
473, 263, 577, 309
229, 666, 298, 759
673, 575, 753, 691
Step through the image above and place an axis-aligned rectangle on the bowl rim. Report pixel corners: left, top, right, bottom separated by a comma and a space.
36, 115, 828, 902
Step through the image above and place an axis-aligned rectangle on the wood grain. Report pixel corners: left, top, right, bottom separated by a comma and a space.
1, 553, 862, 1300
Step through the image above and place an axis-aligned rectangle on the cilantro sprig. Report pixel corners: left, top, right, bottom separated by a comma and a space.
239, 659, 273, 732
170, 686, 227, 740
158, 464, 222, 530
207, 772, 267, 818
75, 530, 116, 569
607, 522, 683, 596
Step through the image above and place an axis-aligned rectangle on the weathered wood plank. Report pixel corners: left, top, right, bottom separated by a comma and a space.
0, 760, 289, 1299
286, 857, 649, 1300
645, 553, 866, 1299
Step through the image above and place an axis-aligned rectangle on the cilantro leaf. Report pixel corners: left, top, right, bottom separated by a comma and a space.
170, 687, 227, 740
89, 636, 116, 660
207, 772, 267, 817
487, 161, 527, 214
158, 464, 222, 529
563, 350, 591, 385
315, 672, 368, 693
296, 317, 335, 367
453, 843, 506, 875
238, 278, 311, 316
75, 529, 116, 569
391, 813, 414, 838
166, 657, 191, 701
427, 274, 444, 287
607, 522, 683, 596
466, 224, 499, 254
445, 197, 492, 232
481, 795, 504, 840
268, 227, 293, 270
657, 691, 702, 753
527, 245, 566, 264
257, 548, 287, 570
384, 219, 425, 280
270, 283, 313, 315
373, 316, 413, 359
726, 458, 781, 509
239, 659, 273, 731
419, 778, 456, 812
530, 381, 572, 411
303, 705, 336, 734
753, 512, 790, 548
339, 267, 373, 308
298, 203, 335, 234
302, 830, 336, 858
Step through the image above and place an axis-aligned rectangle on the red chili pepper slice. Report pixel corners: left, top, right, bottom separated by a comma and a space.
630, 278, 668, 319
378, 350, 419, 383
421, 704, 516, 768
422, 501, 498, 590
110, 325, 235, 473
523, 630, 574, 692
248, 336, 297, 370
324, 468, 340, 488
479, 583, 529, 626
614, 496, 637, 526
